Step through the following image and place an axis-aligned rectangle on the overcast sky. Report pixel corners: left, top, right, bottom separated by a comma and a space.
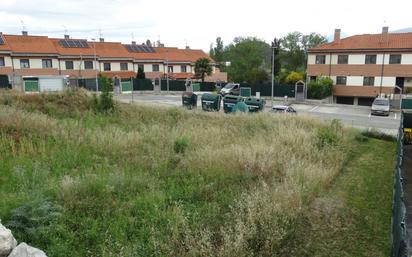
0, 0, 411, 51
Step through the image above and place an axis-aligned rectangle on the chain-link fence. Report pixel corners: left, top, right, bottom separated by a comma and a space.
392, 112, 408, 257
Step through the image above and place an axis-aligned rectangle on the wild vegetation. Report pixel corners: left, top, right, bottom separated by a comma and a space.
0, 90, 395, 257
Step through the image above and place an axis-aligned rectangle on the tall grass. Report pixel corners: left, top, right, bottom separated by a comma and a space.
0, 90, 358, 256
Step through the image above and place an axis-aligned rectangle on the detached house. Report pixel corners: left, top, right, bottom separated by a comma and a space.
0, 32, 227, 89
307, 27, 412, 105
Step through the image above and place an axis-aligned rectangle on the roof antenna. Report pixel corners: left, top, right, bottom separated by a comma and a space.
20, 20, 28, 35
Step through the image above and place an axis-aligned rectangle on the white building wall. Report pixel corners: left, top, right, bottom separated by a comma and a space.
402, 54, 412, 64
347, 76, 364, 86
3, 56, 12, 67
375, 76, 396, 87
348, 54, 365, 64
405, 78, 412, 88
308, 54, 316, 65
111, 63, 121, 71
51, 59, 59, 69
331, 55, 338, 64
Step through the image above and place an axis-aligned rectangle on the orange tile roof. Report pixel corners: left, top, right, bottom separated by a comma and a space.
0, 34, 213, 63
0, 34, 11, 52
310, 32, 412, 52
155, 47, 213, 63
4, 35, 58, 54
94, 42, 131, 58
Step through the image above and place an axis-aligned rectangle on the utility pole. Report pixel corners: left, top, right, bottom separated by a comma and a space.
91, 38, 99, 92
166, 49, 169, 92
271, 38, 279, 106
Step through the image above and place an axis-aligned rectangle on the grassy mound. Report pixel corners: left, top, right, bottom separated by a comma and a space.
0, 90, 394, 257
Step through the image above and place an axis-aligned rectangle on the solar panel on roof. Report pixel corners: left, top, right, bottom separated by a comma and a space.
0, 36, 4, 45
58, 39, 90, 48
124, 44, 155, 53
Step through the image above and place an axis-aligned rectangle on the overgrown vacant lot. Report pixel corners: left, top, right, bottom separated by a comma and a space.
0, 91, 395, 257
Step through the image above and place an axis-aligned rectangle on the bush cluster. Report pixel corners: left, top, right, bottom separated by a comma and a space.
307, 77, 333, 99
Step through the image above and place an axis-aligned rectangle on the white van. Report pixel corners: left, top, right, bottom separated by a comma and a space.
371, 97, 390, 116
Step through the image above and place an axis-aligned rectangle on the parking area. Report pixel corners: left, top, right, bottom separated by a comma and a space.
115, 93, 400, 134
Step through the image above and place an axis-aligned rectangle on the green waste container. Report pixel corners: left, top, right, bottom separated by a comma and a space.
201, 93, 221, 111
223, 95, 243, 113
232, 102, 249, 113
244, 97, 266, 112
182, 92, 198, 109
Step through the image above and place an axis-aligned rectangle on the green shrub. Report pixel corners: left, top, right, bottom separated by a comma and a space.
2, 94, 13, 106
92, 75, 115, 113
308, 77, 333, 99
174, 137, 188, 154
5, 199, 61, 243
317, 119, 342, 147
361, 129, 396, 142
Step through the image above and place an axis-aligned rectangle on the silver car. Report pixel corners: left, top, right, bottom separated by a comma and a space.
271, 105, 297, 114
371, 98, 390, 116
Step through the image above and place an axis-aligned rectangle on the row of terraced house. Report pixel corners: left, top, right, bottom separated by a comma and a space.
0, 31, 227, 89
307, 27, 412, 105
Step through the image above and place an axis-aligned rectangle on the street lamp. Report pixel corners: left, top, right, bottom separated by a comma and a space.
91, 38, 99, 92
271, 40, 278, 106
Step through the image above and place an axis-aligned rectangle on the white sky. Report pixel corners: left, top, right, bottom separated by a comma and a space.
0, 0, 411, 51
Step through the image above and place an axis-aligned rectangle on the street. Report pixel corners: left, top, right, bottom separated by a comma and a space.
115, 93, 400, 134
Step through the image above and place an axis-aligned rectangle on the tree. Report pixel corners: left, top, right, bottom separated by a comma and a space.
146, 39, 152, 47
210, 37, 224, 64
278, 32, 327, 72
136, 67, 146, 79
224, 37, 270, 84
285, 71, 304, 85
194, 58, 212, 82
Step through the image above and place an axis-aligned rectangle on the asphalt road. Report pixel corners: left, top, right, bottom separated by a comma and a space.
115, 93, 400, 134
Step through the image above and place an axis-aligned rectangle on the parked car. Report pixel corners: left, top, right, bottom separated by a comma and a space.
219, 83, 240, 96
371, 97, 390, 116
271, 105, 297, 114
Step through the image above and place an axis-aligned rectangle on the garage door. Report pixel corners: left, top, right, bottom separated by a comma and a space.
358, 97, 374, 106
336, 96, 354, 105
24, 80, 39, 92
39, 78, 64, 92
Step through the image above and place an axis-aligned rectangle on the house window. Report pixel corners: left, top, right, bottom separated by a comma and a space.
65, 61, 74, 70
138, 64, 144, 71
104, 63, 111, 71
310, 76, 317, 82
363, 76, 375, 86
365, 55, 377, 64
42, 59, 53, 68
84, 61, 93, 70
337, 55, 348, 64
315, 55, 326, 64
168, 66, 173, 73
152, 64, 159, 72
120, 63, 128, 71
20, 59, 30, 69
181, 65, 187, 73
336, 76, 347, 85
389, 54, 402, 64
0, 57, 4, 67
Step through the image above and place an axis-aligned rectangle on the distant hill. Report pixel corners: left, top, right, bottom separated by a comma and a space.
392, 27, 412, 33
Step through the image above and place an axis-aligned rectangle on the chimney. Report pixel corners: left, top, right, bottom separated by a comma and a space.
382, 26, 389, 34
99, 38, 104, 42
186, 46, 190, 49
334, 29, 341, 43
64, 34, 70, 39
131, 41, 136, 45
22, 31, 28, 36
